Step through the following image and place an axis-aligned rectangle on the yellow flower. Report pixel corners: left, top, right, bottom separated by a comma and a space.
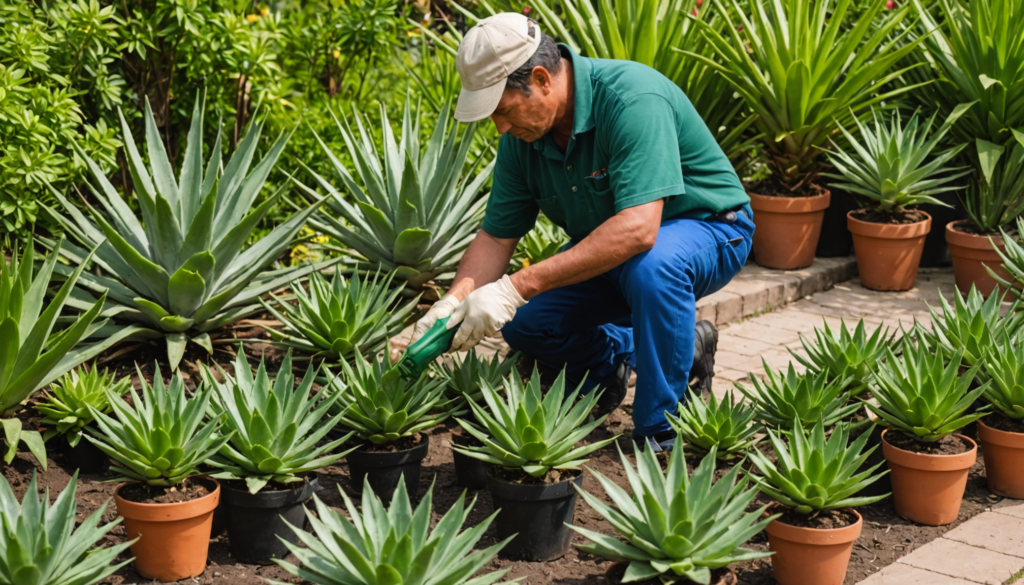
246, 13, 259, 22
332, 49, 341, 59
522, 257, 531, 268
260, 7, 269, 16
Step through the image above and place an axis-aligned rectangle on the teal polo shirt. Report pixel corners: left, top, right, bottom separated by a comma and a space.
482, 44, 750, 242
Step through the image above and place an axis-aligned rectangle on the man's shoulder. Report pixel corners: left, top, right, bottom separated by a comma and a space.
586, 57, 681, 109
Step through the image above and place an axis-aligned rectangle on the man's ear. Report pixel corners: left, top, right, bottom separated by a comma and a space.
531, 66, 553, 95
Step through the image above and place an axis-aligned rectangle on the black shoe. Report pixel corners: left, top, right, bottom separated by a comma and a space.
592, 360, 631, 419
636, 429, 677, 453
690, 320, 719, 400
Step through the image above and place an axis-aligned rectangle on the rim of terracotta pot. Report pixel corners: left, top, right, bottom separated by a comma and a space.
764, 508, 863, 545
946, 220, 1006, 249
847, 210, 932, 239
114, 477, 221, 522
748, 190, 831, 213
978, 419, 1024, 449
880, 429, 977, 471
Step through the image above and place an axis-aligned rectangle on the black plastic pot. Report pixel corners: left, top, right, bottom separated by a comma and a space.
486, 467, 583, 561
346, 436, 429, 503
451, 432, 490, 490
815, 187, 855, 258
221, 474, 321, 565
61, 435, 108, 474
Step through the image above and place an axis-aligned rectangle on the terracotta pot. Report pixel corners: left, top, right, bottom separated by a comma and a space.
115, 478, 220, 581
946, 220, 1011, 297
848, 211, 931, 291
765, 509, 862, 585
749, 190, 831, 270
881, 430, 976, 526
979, 420, 1024, 499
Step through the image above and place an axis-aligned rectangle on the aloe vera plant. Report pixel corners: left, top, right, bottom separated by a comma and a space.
269, 475, 514, 585
261, 268, 417, 362
0, 471, 135, 585
736, 362, 858, 429
201, 352, 355, 494
434, 348, 518, 415
85, 365, 232, 486
37, 366, 131, 447
331, 351, 447, 445
868, 345, 989, 443
303, 100, 493, 290
0, 238, 126, 470
791, 319, 892, 395
747, 418, 890, 514
453, 367, 618, 478
43, 91, 326, 370
916, 285, 1024, 366
982, 342, 1024, 420
571, 437, 776, 585
666, 392, 761, 461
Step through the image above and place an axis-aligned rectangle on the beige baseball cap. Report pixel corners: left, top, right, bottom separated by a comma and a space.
454, 13, 541, 122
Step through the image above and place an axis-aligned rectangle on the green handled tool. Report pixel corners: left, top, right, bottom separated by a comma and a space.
397, 316, 460, 378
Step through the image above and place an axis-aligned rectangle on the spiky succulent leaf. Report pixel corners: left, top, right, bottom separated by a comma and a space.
982, 341, 1024, 420
85, 364, 232, 486
262, 268, 418, 362
570, 438, 777, 585
42, 90, 327, 370
667, 392, 761, 460
453, 366, 619, 478
868, 344, 990, 443
736, 362, 858, 429
916, 285, 1024, 367
746, 418, 889, 514
791, 319, 893, 395
0, 471, 135, 585
37, 366, 131, 447
989, 216, 1024, 299
201, 351, 355, 494
269, 475, 517, 585
433, 349, 519, 415
511, 215, 569, 271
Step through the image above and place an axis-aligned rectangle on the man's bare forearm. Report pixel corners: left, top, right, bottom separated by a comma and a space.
447, 231, 519, 301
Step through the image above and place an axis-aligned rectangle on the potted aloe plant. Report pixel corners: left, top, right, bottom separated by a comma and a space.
867, 344, 989, 525
915, 284, 1023, 367
85, 365, 231, 581
665, 391, 762, 462
571, 437, 777, 585
824, 106, 971, 290
978, 342, 1024, 498
747, 418, 889, 585
790, 319, 892, 396
434, 348, 518, 489
200, 352, 355, 564
36, 365, 131, 473
0, 471, 136, 584
989, 215, 1024, 298
453, 366, 618, 561
736, 362, 858, 430
269, 475, 514, 585
689, 0, 926, 269
332, 351, 447, 502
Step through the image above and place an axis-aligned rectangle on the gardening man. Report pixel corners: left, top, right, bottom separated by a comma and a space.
410, 13, 753, 450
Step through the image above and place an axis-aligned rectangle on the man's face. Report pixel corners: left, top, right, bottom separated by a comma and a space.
489, 68, 560, 142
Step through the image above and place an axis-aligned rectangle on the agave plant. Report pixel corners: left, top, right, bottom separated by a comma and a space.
201, 352, 355, 494
0, 238, 128, 470
453, 366, 618, 478
511, 215, 569, 271
261, 268, 417, 362
791, 319, 892, 395
824, 106, 972, 215
990, 215, 1024, 299
688, 0, 928, 191
665, 392, 761, 461
433, 348, 518, 415
570, 437, 776, 585
37, 366, 131, 447
43, 91, 326, 370
916, 284, 1024, 366
868, 345, 989, 443
269, 475, 513, 585
747, 418, 889, 514
0, 471, 135, 585
962, 132, 1024, 233
736, 362, 858, 429
981, 341, 1024, 420
303, 100, 493, 290
85, 364, 232, 486
331, 351, 447, 445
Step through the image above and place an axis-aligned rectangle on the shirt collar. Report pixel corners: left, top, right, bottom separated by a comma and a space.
531, 44, 595, 153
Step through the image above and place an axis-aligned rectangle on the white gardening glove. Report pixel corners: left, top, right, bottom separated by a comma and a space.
448, 274, 527, 352
410, 294, 461, 344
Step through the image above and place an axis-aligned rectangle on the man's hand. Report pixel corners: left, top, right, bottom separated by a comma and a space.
410, 294, 460, 344
448, 274, 527, 352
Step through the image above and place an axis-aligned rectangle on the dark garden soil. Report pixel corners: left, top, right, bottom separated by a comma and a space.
119, 477, 214, 504
357, 432, 424, 452
744, 176, 828, 199
984, 411, 1024, 434
883, 431, 972, 455
850, 208, 929, 226
491, 465, 582, 485
775, 507, 860, 529
949, 218, 1005, 238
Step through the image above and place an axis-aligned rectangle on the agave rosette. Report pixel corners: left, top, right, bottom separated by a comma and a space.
736, 361, 857, 429
37, 366, 131, 447
916, 285, 1023, 366
791, 319, 892, 394
433, 348, 518, 415
666, 392, 761, 460
982, 341, 1024, 420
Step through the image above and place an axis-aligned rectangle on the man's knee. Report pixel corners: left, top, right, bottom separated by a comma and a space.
501, 306, 544, 350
